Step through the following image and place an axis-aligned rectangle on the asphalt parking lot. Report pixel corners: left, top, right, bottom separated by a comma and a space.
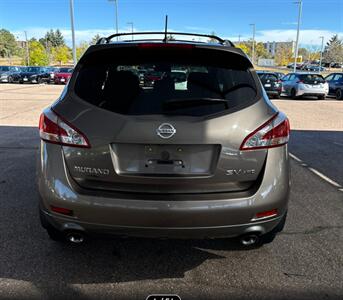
0, 84, 342, 300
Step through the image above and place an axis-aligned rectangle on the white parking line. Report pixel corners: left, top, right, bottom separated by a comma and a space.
289, 152, 343, 191
333, 142, 343, 147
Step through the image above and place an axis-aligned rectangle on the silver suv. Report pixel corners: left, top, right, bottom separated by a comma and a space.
281, 72, 329, 99
37, 32, 290, 246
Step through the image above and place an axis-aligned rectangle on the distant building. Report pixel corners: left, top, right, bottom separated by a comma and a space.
16, 40, 28, 49
263, 41, 295, 56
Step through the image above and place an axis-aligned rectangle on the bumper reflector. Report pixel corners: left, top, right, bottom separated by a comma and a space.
253, 209, 278, 220
51, 205, 73, 216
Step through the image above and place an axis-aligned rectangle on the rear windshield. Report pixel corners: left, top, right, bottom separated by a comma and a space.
74, 46, 257, 117
58, 68, 73, 73
27, 67, 41, 72
299, 74, 325, 84
258, 73, 278, 81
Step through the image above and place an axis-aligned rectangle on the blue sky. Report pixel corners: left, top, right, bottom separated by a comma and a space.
0, 0, 342, 47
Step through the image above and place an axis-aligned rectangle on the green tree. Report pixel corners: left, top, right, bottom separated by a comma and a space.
52, 45, 71, 65
0, 29, 19, 58
29, 40, 49, 66
323, 34, 343, 63
40, 29, 65, 48
91, 34, 102, 45
76, 41, 89, 60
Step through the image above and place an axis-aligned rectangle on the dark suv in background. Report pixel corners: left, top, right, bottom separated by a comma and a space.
18, 66, 51, 84
325, 73, 343, 99
256, 71, 282, 98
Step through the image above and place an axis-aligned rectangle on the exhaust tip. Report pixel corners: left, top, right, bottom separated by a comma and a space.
66, 231, 85, 244
240, 234, 260, 246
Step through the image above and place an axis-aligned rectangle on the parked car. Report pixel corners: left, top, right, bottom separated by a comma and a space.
281, 72, 328, 99
143, 70, 164, 87
303, 65, 326, 72
53, 67, 73, 84
0, 66, 21, 83
6, 66, 27, 83
45, 67, 59, 83
256, 71, 282, 98
18, 66, 51, 84
325, 73, 343, 100
38, 32, 290, 246
331, 63, 343, 69
287, 63, 302, 70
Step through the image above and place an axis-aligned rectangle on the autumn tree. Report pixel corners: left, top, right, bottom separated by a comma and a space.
29, 40, 49, 66
76, 42, 89, 60
52, 45, 71, 65
274, 43, 293, 66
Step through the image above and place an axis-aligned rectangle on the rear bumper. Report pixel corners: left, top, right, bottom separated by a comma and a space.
37, 142, 290, 238
296, 87, 328, 96
40, 205, 285, 239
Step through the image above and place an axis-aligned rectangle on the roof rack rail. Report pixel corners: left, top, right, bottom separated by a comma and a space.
96, 32, 234, 47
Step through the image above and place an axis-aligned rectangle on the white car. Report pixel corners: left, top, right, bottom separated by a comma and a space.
281, 73, 328, 99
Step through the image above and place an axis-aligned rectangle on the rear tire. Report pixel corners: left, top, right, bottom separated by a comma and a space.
291, 88, 297, 99
274, 94, 280, 99
317, 95, 325, 100
336, 89, 343, 100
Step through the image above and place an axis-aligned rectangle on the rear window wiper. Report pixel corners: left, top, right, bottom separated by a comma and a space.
163, 97, 229, 110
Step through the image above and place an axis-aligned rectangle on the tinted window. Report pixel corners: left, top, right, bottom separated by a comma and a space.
27, 67, 40, 72
333, 74, 343, 81
74, 47, 257, 117
58, 68, 73, 73
0, 66, 10, 71
325, 74, 334, 81
299, 74, 325, 83
258, 73, 278, 81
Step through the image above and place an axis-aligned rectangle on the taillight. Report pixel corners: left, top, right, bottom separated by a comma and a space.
240, 113, 290, 150
296, 80, 303, 83
39, 110, 90, 148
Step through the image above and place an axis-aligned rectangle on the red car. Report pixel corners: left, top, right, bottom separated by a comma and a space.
53, 68, 73, 84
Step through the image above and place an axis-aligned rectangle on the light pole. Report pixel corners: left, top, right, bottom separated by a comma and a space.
249, 24, 256, 64
69, 0, 77, 66
319, 36, 324, 72
108, 0, 119, 40
127, 22, 134, 40
293, 0, 303, 73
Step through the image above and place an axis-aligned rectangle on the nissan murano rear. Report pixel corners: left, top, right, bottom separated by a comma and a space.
37, 33, 290, 246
